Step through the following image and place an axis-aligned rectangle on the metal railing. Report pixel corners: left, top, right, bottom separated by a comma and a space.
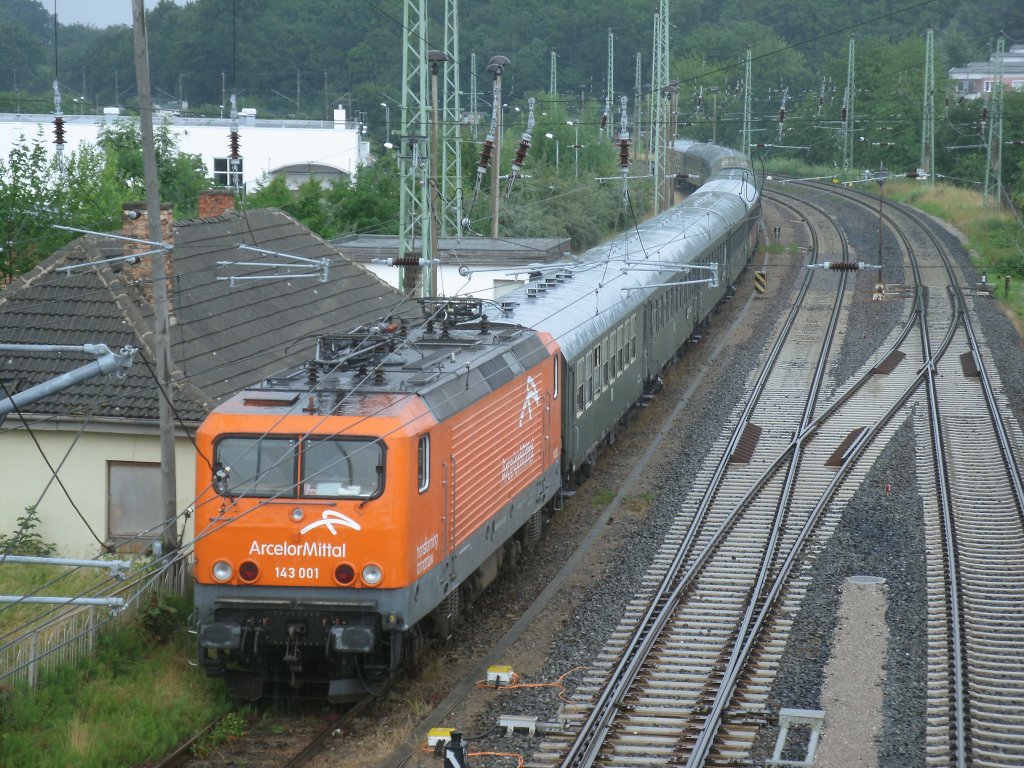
0, 555, 189, 690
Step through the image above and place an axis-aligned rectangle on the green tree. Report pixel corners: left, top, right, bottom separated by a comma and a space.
0, 122, 210, 282
0, 134, 65, 283
96, 120, 211, 217
326, 155, 401, 236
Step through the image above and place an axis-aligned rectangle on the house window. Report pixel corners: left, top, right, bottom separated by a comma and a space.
214, 157, 244, 188
108, 462, 163, 549
418, 435, 430, 493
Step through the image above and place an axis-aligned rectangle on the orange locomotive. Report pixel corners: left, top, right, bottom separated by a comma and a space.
193, 301, 561, 700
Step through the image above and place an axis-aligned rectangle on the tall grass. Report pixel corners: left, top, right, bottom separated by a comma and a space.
0, 596, 230, 767
887, 181, 1024, 283
0, 563, 112, 636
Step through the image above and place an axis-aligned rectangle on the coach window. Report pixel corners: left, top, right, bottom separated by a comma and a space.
576, 360, 585, 415
630, 314, 637, 360
589, 352, 598, 405
602, 338, 610, 386
553, 358, 559, 399
593, 345, 601, 391
417, 435, 430, 493
610, 330, 618, 379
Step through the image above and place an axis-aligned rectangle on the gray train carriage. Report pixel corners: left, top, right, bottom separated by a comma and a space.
497, 142, 761, 482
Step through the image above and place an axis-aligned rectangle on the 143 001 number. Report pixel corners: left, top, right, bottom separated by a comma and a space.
275, 567, 319, 579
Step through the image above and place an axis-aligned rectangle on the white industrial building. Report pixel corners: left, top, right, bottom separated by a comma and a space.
0, 105, 371, 190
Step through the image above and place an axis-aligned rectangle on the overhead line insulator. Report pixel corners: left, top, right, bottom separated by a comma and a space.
477, 139, 494, 173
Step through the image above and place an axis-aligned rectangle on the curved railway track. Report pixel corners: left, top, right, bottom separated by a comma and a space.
527, 181, 1024, 767
151, 701, 358, 768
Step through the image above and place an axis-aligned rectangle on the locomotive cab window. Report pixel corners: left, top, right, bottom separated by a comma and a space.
214, 436, 298, 497
417, 435, 430, 493
302, 438, 384, 499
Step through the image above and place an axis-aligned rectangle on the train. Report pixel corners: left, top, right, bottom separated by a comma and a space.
191, 140, 762, 701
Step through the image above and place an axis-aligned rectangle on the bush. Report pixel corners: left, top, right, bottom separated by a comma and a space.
0, 507, 55, 557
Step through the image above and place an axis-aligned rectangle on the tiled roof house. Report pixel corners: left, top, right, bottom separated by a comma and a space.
0, 196, 411, 556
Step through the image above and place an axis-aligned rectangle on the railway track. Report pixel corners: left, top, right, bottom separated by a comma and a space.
529, 190, 915, 766
525, 182, 1024, 766
883, 198, 1024, 768
150, 701, 360, 768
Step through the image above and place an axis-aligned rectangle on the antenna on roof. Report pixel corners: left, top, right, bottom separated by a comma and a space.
216, 244, 330, 288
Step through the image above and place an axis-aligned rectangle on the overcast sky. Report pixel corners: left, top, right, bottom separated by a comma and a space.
53, 1, 187, 28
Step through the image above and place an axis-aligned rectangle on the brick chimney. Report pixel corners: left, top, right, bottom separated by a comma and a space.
198, 188, 236, 219
121, 203, 174, 308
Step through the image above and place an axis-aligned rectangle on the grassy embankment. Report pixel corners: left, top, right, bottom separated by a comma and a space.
886, 180, 1024, 332
0, 562, 231, 767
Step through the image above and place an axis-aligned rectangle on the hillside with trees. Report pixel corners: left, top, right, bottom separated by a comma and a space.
0, 0, 1021, 273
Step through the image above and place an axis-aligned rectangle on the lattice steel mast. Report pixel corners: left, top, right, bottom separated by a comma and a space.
921, 27, 935, 183
398, 0, 430, 296
841, 35, 855, 171
603, 29, 614, 137
441, 0, 463, 236
742, 48, 752, 159
650, 0, 669, 213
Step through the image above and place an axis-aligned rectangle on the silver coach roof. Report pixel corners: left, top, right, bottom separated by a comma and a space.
491, 144, 758, 362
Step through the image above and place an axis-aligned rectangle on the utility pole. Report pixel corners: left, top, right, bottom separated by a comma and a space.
131, 0, 177, 551
984, 34, 1004, 209
634, 52, 643, 161
487, 56, 509, 239
428, 50, 448, 297
550, 50, 557, 96
470, 50, 479, 139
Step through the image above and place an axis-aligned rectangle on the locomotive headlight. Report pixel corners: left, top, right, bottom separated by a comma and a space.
290, 507, 305, 522
362, 563, 383, 586
212, 560, 233, 582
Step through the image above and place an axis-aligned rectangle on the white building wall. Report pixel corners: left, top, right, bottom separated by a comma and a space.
0, 106, 369, 191
0, 426, 196, 559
